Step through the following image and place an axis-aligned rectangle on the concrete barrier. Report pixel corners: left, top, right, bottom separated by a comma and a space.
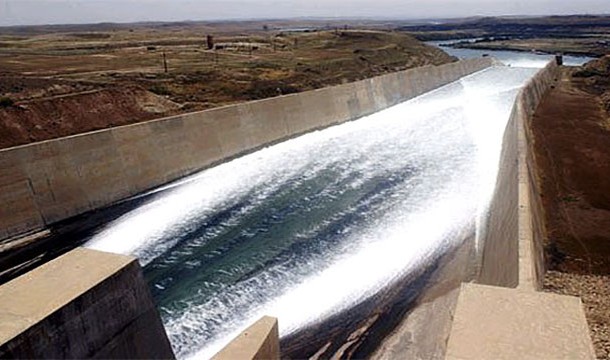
518, 63, 559, 291
477, 103, 520, 287
0, 58, 493, 242
212, 316, 280, 360
448, 61, 595, 359
477, 61, 558, 288
446, 282, 595, 360
0, 248, 175, 359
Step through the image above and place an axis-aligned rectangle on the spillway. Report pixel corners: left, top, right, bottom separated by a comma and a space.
84, 65, 539, 359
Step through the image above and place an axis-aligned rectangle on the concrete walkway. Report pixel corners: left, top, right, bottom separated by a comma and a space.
446, 283, 595, 360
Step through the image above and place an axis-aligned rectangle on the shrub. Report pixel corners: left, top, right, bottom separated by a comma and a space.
148, 84, 172, 96
572, 69, 601, 78
0, 97, 14, 108
241, 80, 299, 100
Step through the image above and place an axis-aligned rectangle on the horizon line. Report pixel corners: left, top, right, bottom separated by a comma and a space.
2, 13, 609, 29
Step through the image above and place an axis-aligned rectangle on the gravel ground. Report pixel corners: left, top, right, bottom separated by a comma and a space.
534, 62, 610, 360
544, 271, 610, 359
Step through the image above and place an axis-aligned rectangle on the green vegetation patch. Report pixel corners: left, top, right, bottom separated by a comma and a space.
0, 97, 14, 108
148, 84, 172, 96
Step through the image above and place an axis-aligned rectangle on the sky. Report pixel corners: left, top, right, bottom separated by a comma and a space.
1, 0, 610, 27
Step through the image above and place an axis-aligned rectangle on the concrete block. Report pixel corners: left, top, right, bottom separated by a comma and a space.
0, 154, 26, 188
446, 283, 595, 360
181, 113, 225, 167
208, 105, 255, 157
350, 79, 377, 118
0, 180, 44, 239
212, 316, 279, 360
0, 248, 175, 359
369, 75, 391, 110
270, 94, 308, 136
241, 99, 290, 145
289, 88, 340, 131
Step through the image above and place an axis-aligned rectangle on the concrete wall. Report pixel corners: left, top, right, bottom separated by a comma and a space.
518, 62, 559, 291
0, 248, 175, 359
477, 61, 558, 288
448, 61, 596, 360
477, 103, 520, 287
0, 58, 492, 241
212, 316, 280, 360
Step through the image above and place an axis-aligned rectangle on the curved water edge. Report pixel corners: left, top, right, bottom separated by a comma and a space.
428, 39, 594, 68
84, 65, 540, 358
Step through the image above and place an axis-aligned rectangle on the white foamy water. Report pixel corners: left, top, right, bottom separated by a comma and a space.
85, 65, 539, 359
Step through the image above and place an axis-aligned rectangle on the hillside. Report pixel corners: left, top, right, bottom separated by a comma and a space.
0, 23, 454, 149
404, 15, 610, 40
404, 15, 610, 57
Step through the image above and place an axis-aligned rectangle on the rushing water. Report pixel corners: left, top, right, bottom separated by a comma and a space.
85, 65, 539, 358
428, 39, 594, 68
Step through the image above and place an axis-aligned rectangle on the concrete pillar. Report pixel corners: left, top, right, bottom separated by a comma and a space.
0, 248, 175, 359
555, 54, 564, 66
212, 316, 280, 360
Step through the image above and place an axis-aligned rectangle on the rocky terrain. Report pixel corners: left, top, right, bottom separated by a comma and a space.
573, 56, 610, 112
545, 271, 610, 359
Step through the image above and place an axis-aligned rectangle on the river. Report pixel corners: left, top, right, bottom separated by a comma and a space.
428, 39, 593, 67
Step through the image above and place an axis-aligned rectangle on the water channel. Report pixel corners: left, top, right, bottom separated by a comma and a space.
85, 62, 543, 358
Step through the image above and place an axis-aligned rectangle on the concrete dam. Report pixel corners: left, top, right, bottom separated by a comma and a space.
85, 65, 537, 358
0, 58, 595, 359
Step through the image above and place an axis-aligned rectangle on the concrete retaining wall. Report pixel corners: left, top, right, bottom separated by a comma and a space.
477, 61, 558, 288
0, 248, 175, 359
0, 58, 492, 241
213, 316, 280, 360
448, 61, 595, 360
518, 62, 559, 290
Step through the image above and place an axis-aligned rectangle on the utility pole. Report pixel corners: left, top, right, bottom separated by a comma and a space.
162, 52, 168, 73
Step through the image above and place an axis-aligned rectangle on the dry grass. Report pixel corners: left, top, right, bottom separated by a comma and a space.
0, 22, 454, 148
0, 25, 453, 110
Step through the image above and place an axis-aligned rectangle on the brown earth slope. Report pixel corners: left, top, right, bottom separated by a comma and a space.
532, 57, 610, 358
0, 87, 180, 148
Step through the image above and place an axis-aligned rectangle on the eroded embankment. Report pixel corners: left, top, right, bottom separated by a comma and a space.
0, 86, 181, 148
531, 60, 610, 358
